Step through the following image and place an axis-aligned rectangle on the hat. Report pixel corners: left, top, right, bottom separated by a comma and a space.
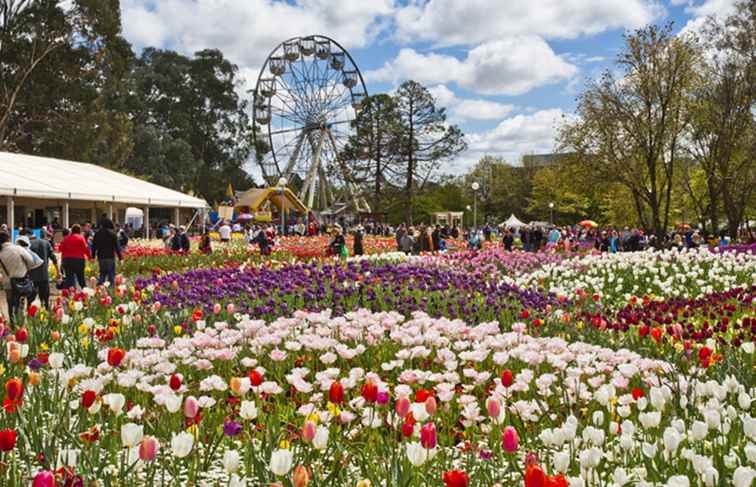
16, 235, 30, 247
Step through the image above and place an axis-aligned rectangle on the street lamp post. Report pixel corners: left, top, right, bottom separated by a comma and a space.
471, 182, 480, 230
465, 205, 471, 229
549, 202, 554, 226
278, 177, 287, 236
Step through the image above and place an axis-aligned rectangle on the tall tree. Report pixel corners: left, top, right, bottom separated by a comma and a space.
123, 48, 254, 202
340, 94, 403, 214
0, 0, 133, 163
686, 0, 756, 238
394, 80, 466, 225
559, 24, 698, 236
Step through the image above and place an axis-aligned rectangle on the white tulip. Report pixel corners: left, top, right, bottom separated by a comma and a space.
410, 402, 429, 422
617, 405, 632, 418
733, 466, 755, 487
239, 400, 258, 420
744, 415, 756, 440
229, 474, 245, 487
170, 431, 194, 458
579, 447, 602, 469
666, 475, 690, 487
620, 434, 634, 450
120, 423, 144, 448
269, 448, 293, 476
56, 448, 79, 468
739, 392, 752, 410
613, 467, 630, 486
701, 466, 718, 487
641, 442, 657, 459
746, 442, 756, 464
592, 411, 604, 426
164, 394, 182, 413
671, 419, 685, 434
223, 450, 241, 473
689, 421, 708, 441
405, 442, 436, 467
741, 342, 755, 354
662, 427, 682, 454
639, 412, 661, 429
49, 352, 64, 369
650, 387, 666, 410
104, 393, 126, 416
553, 450, 570, 473
313, 426, 329, 451
704, 410, 721, 430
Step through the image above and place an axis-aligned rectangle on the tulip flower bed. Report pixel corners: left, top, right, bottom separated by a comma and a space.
1, 247, 755, 486
512, 248, 756, 310
136, 260, 564, 323
2, 308, 755, 486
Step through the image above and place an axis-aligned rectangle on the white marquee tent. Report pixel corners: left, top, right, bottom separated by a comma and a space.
503, 214, 526, 228
0, 152, 207, 237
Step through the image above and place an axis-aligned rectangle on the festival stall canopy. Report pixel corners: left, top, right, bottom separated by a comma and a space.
0, 152, 207, 208
503, 214, 526, 228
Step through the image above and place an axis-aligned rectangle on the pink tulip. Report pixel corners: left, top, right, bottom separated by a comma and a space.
395, 397, 411, 418
32, 471, 56, 487
213, 303, 222, 314
420, 422, 437, 449
376, 390, 390, 405
55, 307, 64, 322
184, 396, 199, 418
425, 396, 437, 415
226, 303, 235, 314
302, 420, 316, 442
139, 436, 159, 462
486, 398, 501, 419
502, 426, 519, 453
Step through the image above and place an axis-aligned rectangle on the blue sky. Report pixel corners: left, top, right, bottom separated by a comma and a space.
120, 0, 737, 174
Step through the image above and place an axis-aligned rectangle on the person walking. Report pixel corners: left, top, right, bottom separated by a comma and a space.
219, 220, 232, 243
353, 226, 364, 256
199, 230, 213, 254
93, 218, 122, 286
29, 229, 59, 309
60, 224, 91, 289
0, 231, 41, 323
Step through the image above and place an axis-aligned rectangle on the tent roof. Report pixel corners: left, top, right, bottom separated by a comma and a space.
503, 214, 526, 228
0, 152, 207, 208
235, 187, 308, 214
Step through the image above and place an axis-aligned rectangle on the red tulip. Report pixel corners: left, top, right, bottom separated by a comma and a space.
443, 470, 469, 487
0, 429, 17, 451
401, 421, 415, 438
524, 464, 547, 487
329, 381, 344, 404
415, 389, 432, 403
32, 470, 56, 487
546, 474, 569, 487
631, 387, 644, 401
5, 377, 23, 401
139, 436, 159, 462
169, 374, 182, 391
14, 327, 28, 343
107, 347, 126, 367
81, 390, 97, 409
361, 382, 378, 403
396, 397, 411, 418
248, 369, 263, 386
501, 369, 513, 388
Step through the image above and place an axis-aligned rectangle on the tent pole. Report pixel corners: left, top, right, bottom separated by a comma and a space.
6, 196, 14, 230
174, 207, 181, 227
63, 201, 69, 229
144, 206, 150, 239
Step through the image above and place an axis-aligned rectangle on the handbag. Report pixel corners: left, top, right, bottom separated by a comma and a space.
0, 256, 35, 298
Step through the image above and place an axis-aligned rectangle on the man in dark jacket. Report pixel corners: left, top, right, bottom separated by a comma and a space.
93, 218, 122, 286
29, 229, 59, 309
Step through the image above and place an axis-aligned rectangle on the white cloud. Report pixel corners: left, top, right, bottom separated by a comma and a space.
427, 85, 514, 121
367, 37, 577, 96
395, 0, 665, 46
445, 108, 571, 173
678, 0, 740, 36
121, 0, 394, 69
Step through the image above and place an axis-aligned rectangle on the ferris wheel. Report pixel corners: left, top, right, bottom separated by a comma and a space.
253, 35, 370, 213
